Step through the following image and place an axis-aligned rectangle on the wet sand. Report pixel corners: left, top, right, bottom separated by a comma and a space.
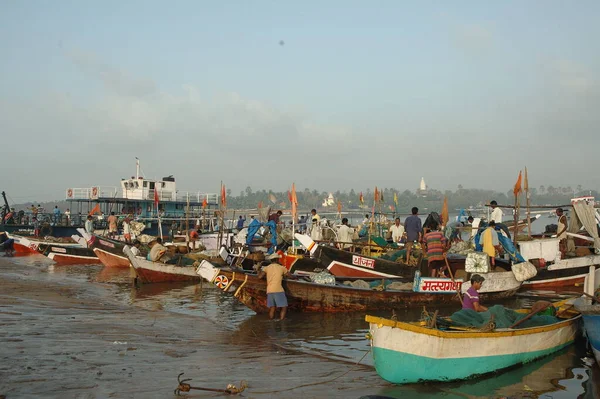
0, 257, 381, 398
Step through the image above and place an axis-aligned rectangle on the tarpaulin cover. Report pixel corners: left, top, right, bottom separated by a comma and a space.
450, 305, 559, 329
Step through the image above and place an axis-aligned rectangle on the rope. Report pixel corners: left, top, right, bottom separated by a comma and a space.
250, 348, 371, 395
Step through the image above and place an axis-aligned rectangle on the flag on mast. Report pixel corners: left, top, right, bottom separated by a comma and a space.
513, 171, 523, 197
221, 184, 227, 207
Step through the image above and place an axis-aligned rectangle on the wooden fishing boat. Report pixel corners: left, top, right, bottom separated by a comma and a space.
7, 232, 81, 254
83, 231, 130, 268
37, 244, 99, 265
123, 246, 201, 284
575, 268, 600, 364
366, 306, 580, 384
195, 260, 521, 313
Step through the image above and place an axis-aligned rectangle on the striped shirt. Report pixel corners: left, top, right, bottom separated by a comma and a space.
424, 230, 446, 262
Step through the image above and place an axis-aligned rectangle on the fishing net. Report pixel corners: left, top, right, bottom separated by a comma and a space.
450, 305, 560, 329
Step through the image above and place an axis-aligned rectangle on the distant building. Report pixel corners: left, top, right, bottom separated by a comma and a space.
322, 193, 335, 207
417, 177, 428, 197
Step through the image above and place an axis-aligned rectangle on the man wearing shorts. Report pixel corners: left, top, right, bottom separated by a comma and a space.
258, 259, 289, 320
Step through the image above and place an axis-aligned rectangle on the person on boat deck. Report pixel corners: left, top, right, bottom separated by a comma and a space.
423, 222, 448, 277
444, 220, 464, 243
257, 258, 289, 320
130, 240, 142, 257
556, 208, 568, 257
298, 215, 307, 233
489, 200, 503, 223
64, 208, 71, 226
479, 221, 501, 267
362, 214, 370, 226
268, 210, 283, 225
404, 207, 422, 263
236, 215, 246, 230
189, 228, 199, 249
123, 218, 132, 243
463, 274, 488, 312
32, 217, 40, 237
337, 218, 354, 250
149, 237, 169, 262
107, 212, 118, 238
389, 218, 405, 244
53, 206, 61, 225
85, 215, 94, 235
311, 209, 321, 224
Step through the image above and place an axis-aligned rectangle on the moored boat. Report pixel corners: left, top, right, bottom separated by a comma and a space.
366, 304, 580, 384
195, 260, 520, 313
575, 267, 600, 364
38, 244, 99, 265
7, 232, 81, 254
123, 246, 201, 284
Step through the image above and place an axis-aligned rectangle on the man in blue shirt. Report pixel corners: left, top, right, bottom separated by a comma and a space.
53, 206, 61, 225
404, 207, 422, 263
236, 215, 246, 229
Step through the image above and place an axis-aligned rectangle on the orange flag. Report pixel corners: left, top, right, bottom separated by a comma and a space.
202, 196, 208, 209
374, 187, 379, 203
291, 183, 298, 222
88, 203, 101, 216
359, 192, 364, 205
441, 196, 449, 225
258, 201, 263, 209
337, 200, 342, 214
221, 184, 227, 207
513, 171, 522, 197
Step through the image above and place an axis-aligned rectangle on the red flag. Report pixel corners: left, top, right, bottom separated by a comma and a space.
359, 192, 364, 205
88, 203, 101, 216
337, 200, 342, 214
258, 201, 263, 209
221, 184, 227, 207
291, 183, 298, 221
202, 196, 208, 209
513, 171, 522, 197
154, 188, 159, 208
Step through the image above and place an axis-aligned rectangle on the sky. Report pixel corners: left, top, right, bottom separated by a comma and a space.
1, 1, 599, 203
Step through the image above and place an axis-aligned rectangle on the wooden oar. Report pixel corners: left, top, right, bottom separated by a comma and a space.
582, 292, 599, 303
509, 302, 553, 329
443, 253, 463, 306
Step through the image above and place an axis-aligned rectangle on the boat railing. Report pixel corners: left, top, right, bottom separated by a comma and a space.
175, 192, 218, 204
66, 186, 119, 200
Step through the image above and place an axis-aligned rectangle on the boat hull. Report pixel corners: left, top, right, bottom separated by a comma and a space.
196, 262, 519, 313
124, 246, 200, 284
93, 248, 130, 268
576, 302, 600, 364
367, 315, 579, 384
40, 245, 99, 265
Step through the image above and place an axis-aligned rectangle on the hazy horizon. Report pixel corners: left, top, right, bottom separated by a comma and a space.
2, 1, 599, 202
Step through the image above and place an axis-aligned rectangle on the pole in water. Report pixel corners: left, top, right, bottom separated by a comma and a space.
174, 373, 247, 396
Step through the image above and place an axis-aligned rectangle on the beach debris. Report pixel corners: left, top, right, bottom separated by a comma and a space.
174, 373, 247, 396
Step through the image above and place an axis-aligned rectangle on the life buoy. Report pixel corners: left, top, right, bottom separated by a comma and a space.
214, 275, 229, 289
67, 189, 73, 198
92, 187, 98, 197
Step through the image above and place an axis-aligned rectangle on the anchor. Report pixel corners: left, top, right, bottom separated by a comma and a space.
174, 373, 247, 396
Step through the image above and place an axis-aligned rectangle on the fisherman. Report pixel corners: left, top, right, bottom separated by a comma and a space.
479, 220, 501, 267
148, 237, 169, 262
556, 208, 568, 257
53, 206, 61, 225
107, 212, 118, 238
268, 210, 283, 225
33, 217, 40, 237
489, 200, 503, 223
310, 209, 321, 224
123, 217, 132, 243
257, 258, 289, 320
462, 274, 488, 312
389, 218, 405, 244
336, 218, 354, 250
444, 220, 464, 243
189, 227, 199, 250
362, 214, 370, 226
85, 215, 94, 235
236, 215, 246, 229
298, 215, 307, 233
423, 222, 447, 277
130, 240, 142, 257
404, 207, 422, 263
64, 208, 71, 226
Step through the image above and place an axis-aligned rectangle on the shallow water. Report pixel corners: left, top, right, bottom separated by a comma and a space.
2, 253, 599, 398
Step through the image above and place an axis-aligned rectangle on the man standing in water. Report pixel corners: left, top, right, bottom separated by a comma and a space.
404, 207, 422, 263
257, 259, 289, 320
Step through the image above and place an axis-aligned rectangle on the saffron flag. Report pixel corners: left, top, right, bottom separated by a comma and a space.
154, 188, 159, 208
524, 167, 530, 199
258, 201, 263, 209
221, 184, 227, 207
269, 193, 277, 204
441, 196, 449, 226
291, 183, 298, 222
374, 187, 379, 203
513, 171, 522, 197
337, 200, 342, 214
359, 192, 364, 205
88, 203, 101, 216
202, 196, 208, 209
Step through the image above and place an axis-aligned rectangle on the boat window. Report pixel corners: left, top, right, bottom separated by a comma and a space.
149, 182, 155, 189
143, 181, 148, 188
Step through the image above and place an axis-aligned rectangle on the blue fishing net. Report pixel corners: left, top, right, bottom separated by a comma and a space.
450, 305, 559, 329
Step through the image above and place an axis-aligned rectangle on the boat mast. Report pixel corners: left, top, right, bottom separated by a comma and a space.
1, 191, 10, 222
135, 157, 140, 180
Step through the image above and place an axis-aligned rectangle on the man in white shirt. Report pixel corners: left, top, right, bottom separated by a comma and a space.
337, 218, 354, 249
490, 200, 503, 223
389, 218, 405, 243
